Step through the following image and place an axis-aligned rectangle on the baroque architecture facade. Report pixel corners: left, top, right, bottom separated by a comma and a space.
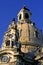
0, 6, 43, 65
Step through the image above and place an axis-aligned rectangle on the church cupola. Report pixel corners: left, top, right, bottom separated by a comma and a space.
17, 6, 32, 22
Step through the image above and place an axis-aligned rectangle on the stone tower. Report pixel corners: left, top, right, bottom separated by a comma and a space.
0, 6, 43, 65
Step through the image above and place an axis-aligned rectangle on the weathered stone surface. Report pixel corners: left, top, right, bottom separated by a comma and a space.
0, 6, 43, 65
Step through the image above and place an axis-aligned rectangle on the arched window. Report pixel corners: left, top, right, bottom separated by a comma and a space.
12, 41, 14, 48
19, 14, 21, 20
35, 31, 38, 38
34, 31, 38, 38
6, 40, 10, 46
25, 13, 29, 19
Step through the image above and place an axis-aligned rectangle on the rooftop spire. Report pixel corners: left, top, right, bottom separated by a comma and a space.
12, 18, 15, 21
12, 18, 16, 24
24, 3, 26, 7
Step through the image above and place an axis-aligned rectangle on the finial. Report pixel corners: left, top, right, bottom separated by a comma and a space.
23, 3, 26, 8
24, 2, 26, 7
23, 5, 30, 11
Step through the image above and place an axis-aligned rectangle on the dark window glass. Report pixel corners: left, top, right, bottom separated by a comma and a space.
12, 41, 14, 48
6, 40, 10, 46
19, 14, 21, 20
35, 31, 38, 38
25, 13, 29, 19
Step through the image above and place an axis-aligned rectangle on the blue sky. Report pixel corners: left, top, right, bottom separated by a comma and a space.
0, 0, 43, 47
